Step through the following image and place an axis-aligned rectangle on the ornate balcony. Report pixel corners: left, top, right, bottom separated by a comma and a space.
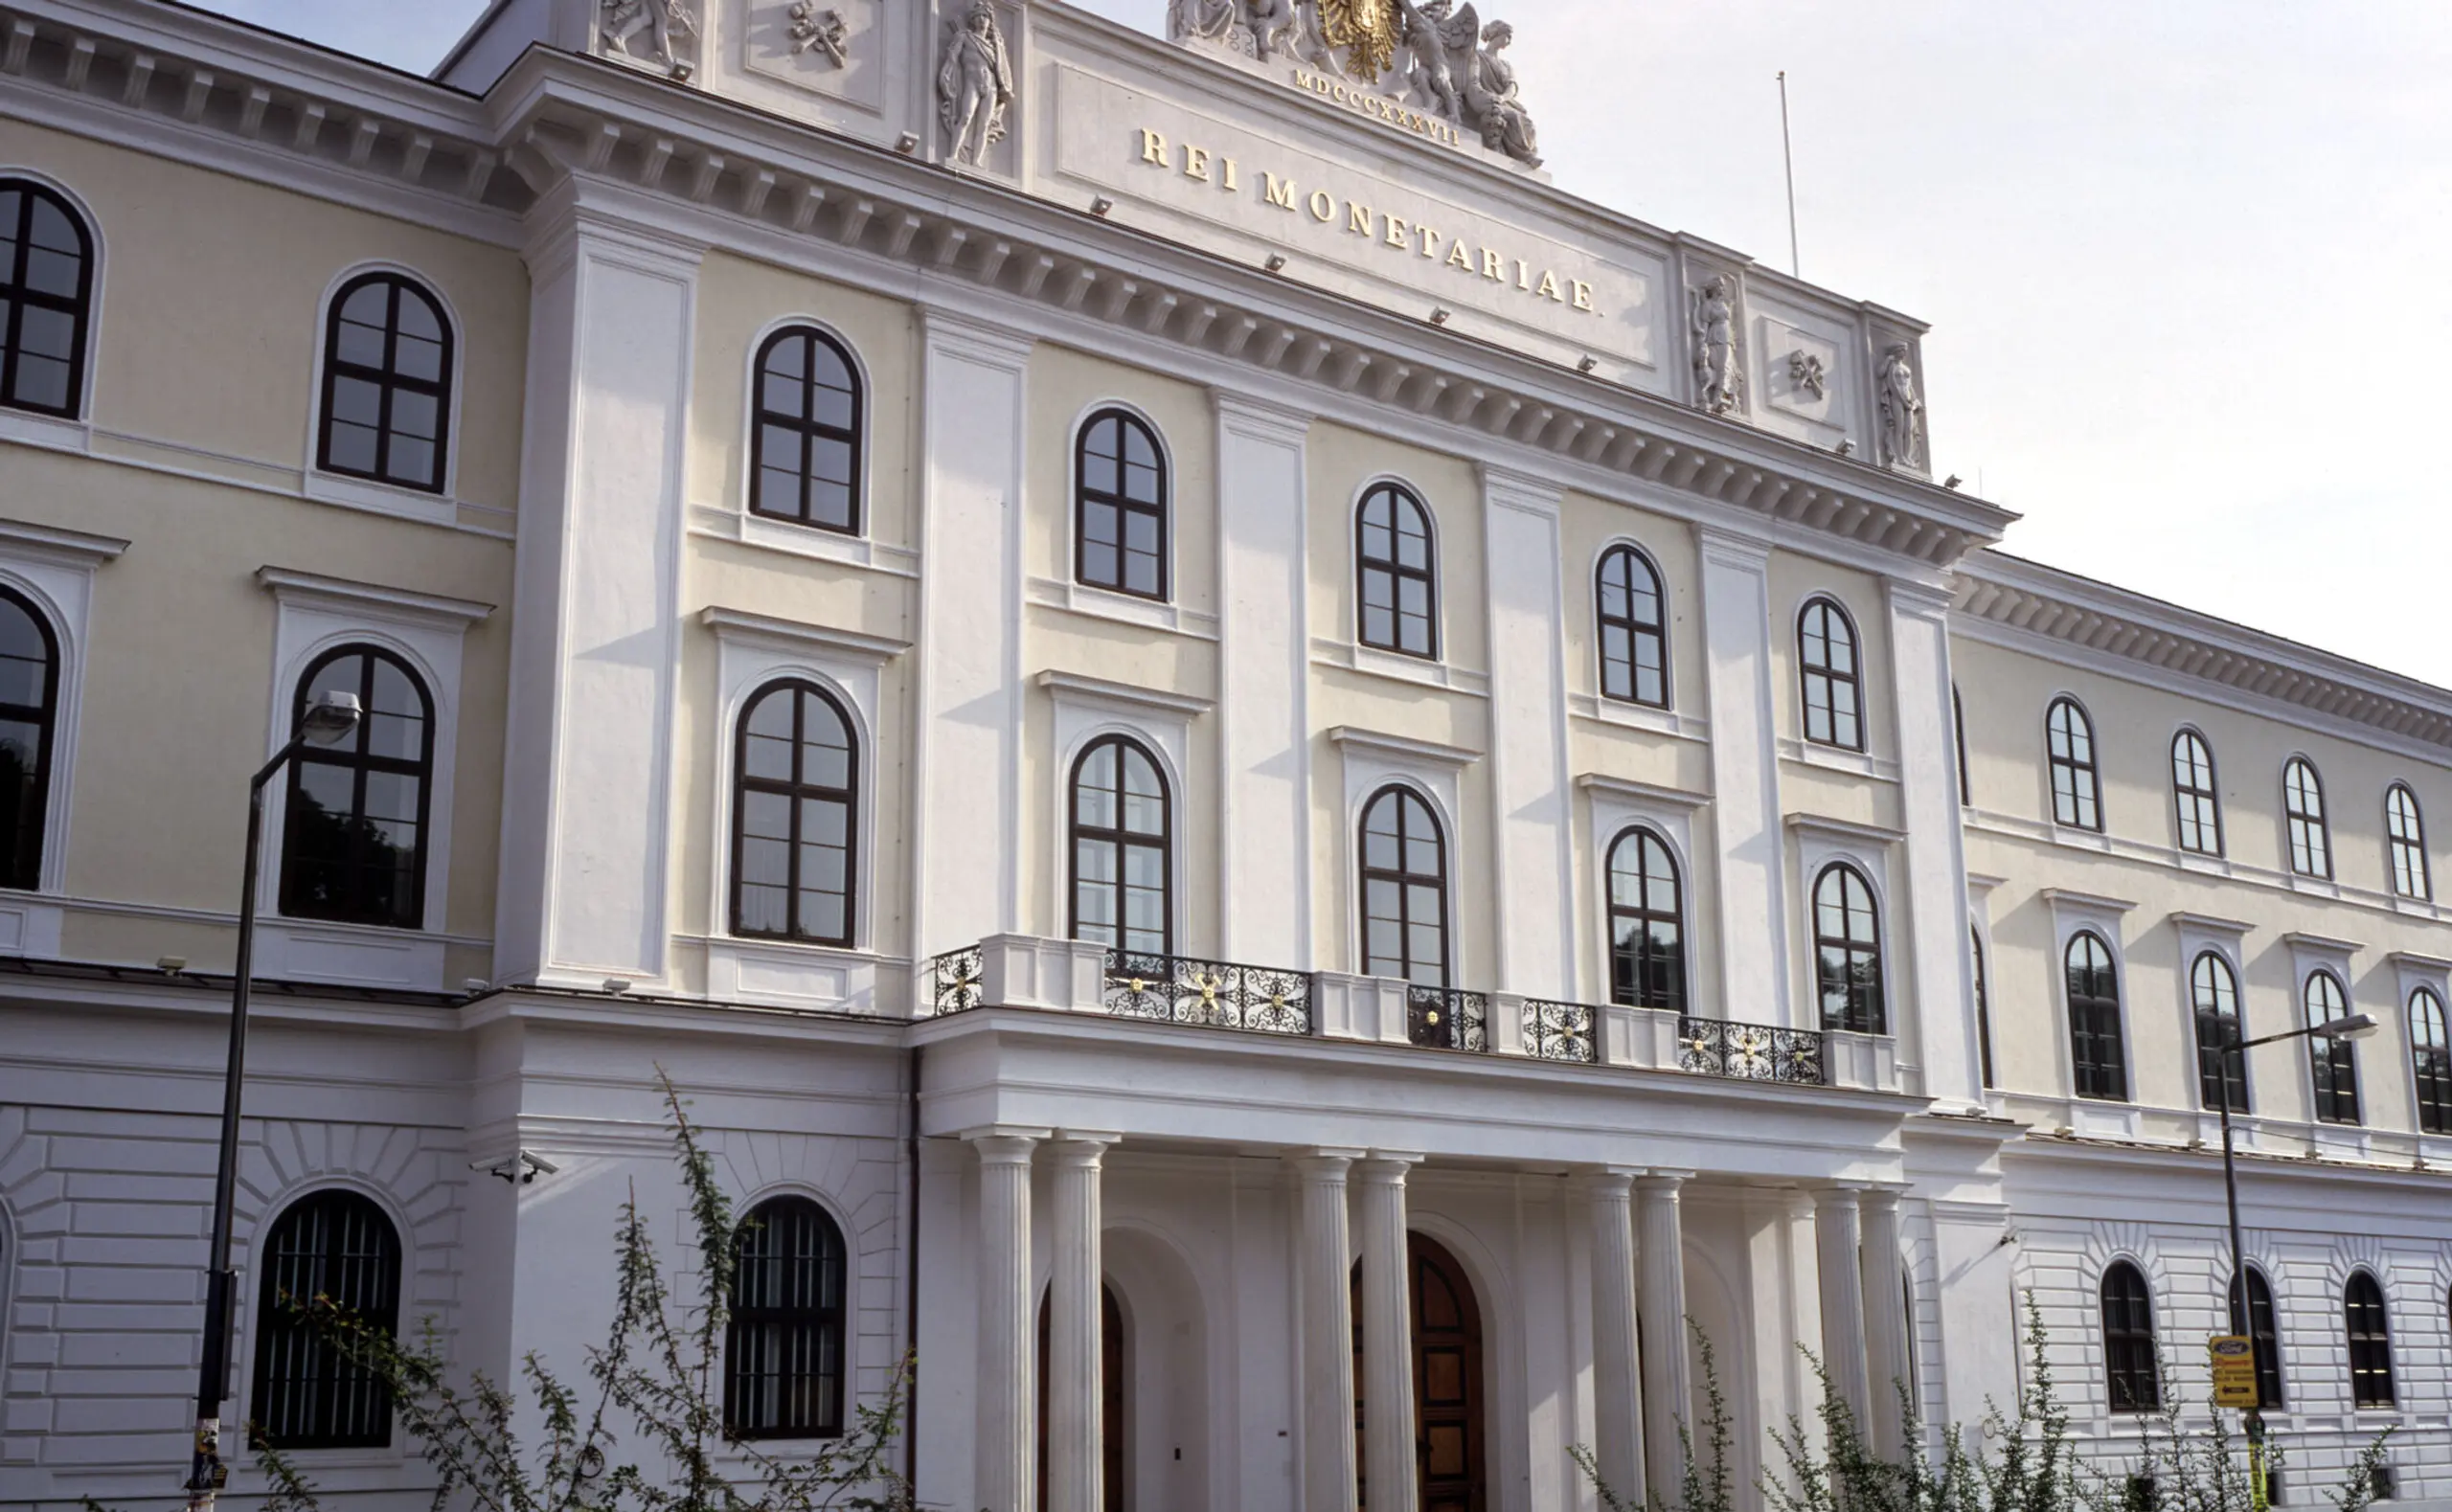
1404, 985, 1489, 1053
1678, 1016, 1827, 1085
1522, 999, 1597, 1064
1103, 952, 1312, 1036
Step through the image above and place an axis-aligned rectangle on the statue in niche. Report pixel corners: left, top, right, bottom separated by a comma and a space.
601, 0, 697, 75
1878, 343, 1926, 468
939, 0, 1014, 167
1691, 275, 1742, 415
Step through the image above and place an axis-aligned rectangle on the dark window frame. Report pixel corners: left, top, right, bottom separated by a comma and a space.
2191, 951, 2249, 1115
1972, 925, 1994, 1089
2046, 697, 2102, 831
2411, 987, 2452, 1136
729, 679, 859, 948
1605, 826, 1685, 1011
249, 1188, 401, 1449
748, 324, 865, 535
1073, 406, 1169, 601
1068, 733, 1173, 958
2171, 729, 2223, 856
725, 1195, 849, 1440
1354, 482, 1440, 660
0, 585, 60, 891
2283, 757, 2332, 879
1595, 543, 1670, 709
2386, 783, 2430, 901
1797, 597, 1864, 752
2227, 1266, 2285, 1410
2345, 1272, 2395, 1410
2067, 931, 2129, 1102
1954, 685, 1970, 806
2305, 969, 2361, 1125
278, 644, 435, 932
1358, 784, 1449, 987
315, 270, 453, 495
0, 177, 96, 419
1811, 862, 1885, 1034
2100, 1259, 2160, 1413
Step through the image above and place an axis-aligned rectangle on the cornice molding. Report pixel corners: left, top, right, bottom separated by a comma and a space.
1034, 669, 1215, 719
1328, 726, 1482, 770
0, 515, 128, 565
1785, 812, 1904, 848
2038, 887, 2139, 916
256, 566, 494, 626
1577, 773, 1712, 810
698, 605, 910, 665
2168, 911, 2256, 939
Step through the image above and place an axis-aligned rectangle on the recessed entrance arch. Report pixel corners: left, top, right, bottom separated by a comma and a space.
1352, 1230, 1487, 1512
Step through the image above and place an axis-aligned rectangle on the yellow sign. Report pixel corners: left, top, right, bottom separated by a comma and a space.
2209, 1335, 2258, 1408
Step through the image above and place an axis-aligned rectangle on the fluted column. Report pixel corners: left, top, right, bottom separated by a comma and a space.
1583, 1169, 1647, 1503
1813, 1185, 1873, 1436
1356, 1155, 1422, 1512
1048, 1136, 1117, 1512
1859, 1186, 1911, 1459
1292, 1151, 1361, 1512
1638, 1172, 1695, 1503
972, 1132, 1039, 1512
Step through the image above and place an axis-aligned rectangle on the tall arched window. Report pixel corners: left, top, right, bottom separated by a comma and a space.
732, 680, 857, 946
250, 1189, 400, 1448
1797, 598, 1863, 752
2046, 698, 2101, 831
2227, 1267, 2283, 1410
1811, 863, 1883, 1033
1596, 545, 1669, 708
1972, 926, 1994, 1089
1075, 408, 1168, 599
2344, 1272, 2395, 1409
2067, 933, 2127, 1102
0, 178, 95, 418
318, 271, 452, 493
0, 587, 59, 891
1355, 483, 1438, 659
1605, 827, 1683, 1010
2171, 730, 2222, 855
2411, 988, 2452, 1135
727, 1195, 847, 1439
750, 325, 862, 533
2305, 970, 2361, 1124
2386, 783, 2430, 900
2191, 952, 2247, 1114
2099, 1260, 2159, 1412
2282, 757, 2331, 878
1070, 734, 1170, 958
1359, 785, 1447, 986
280, 646, 433, 931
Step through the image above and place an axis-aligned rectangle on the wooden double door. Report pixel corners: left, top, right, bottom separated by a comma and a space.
1353, 1232, 1487, 1512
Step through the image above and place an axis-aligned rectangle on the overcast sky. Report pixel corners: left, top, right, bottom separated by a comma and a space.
204, 1, 2452, 686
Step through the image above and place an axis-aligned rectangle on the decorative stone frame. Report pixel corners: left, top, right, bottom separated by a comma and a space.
2041, 888, 2140, 1140
0, 519, 125, 955
2390, 950, 2452, 1168
2171, 911, 2256, 1144
1039, 669, 1213, 963
1579, 774, 1706, 1018
301, 260, 469, 529
2282, 931, 2368, 1160
0, 167, 106, 452
734, 311, 876, 559
1327, 727, 1479, 1025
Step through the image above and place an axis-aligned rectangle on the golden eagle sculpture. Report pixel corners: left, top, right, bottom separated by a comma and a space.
1316, 0, 1397, 83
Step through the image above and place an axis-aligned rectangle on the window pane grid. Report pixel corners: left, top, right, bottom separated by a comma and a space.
1356, 485, 1439, 659
1070, 735, 1171, 957
749, 327, 863, 534
2191, 953, 2249, 1114
2227, 1270, 2284, 1410
2068, 934, 2128, 1102
2387, 785, 2430, 900
0, 181, 93, 418
0, 591, 57, 891
280, 648, 433, 931
1811, 864, 1883, 1033
2100, 1262, 2159, 1412
1359, 787, 1447, 987
2305, 971, 2361, 1125
2284, 759, 2331, 878
1074, 410, 1169, 600
2345, 1274, 2395, 1409
726, 1197, 848, 1439
1605, 829, 1684, 1010
317, 274, 451, 494
2413, 991, 2452, 1135
1972, 927, 1994, 1089
1798, 599, 1863, 752
1596, 546, 1669, 709
250, 1191, 400, 1449
730, 683, 858, 947
2047, 699, 2101, 831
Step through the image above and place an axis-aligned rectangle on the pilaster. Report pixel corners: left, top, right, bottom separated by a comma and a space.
1581, 1167, 1647, 1503
1480, 467, 1576, 995
1638, 1171, 1695, 1502
1696, 527, 1791, 1026
1886, 576, 1980, 1108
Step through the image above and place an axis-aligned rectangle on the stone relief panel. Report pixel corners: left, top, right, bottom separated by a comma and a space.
742, 0, 886, 112
600, 0, 703, 79
1753, 306, 1850, 445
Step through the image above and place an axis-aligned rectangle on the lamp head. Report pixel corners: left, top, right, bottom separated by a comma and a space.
300, 689, 363, 744
2315, 1012, 2380, 1042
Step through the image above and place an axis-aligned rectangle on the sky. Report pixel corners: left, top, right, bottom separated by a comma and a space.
202, 2, 2452, 687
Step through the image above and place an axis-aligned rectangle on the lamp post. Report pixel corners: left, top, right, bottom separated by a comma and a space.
188, 689, 363, 1511
2211, 1007, 2380, 1511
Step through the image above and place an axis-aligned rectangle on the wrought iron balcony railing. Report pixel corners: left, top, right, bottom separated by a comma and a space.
926, 945, 986, 1016
1522, 999, 1597, 1063
1104, 952, 1313, 1037
1406, 985, 1489, 1053
1679, 1016, 1827, 1085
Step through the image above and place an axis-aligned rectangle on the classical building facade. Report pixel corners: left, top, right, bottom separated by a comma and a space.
0, 1, 2446, 1508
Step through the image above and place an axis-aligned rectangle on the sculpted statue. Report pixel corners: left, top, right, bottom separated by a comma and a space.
1465, 19, 1538, 166
1169, 0, 1242, 42
600, 0, 697, 73
1315, 0, 1398, 81
939, 0, 1014, 167
1878, 343, 1926, 468
1691, 275, 1742, 416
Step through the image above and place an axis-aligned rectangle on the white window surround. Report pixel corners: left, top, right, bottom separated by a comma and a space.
2040, 887, 2140, 1140
701, 605, 908, 1010
1777, 736, 1901, 783
0, 166, 105, 439
1580, 773, 1707, 1016
2171, 911, 2256, 1142
1332, 726, 1476, 983
1568, 691, 1709, 743
738, 311, 874, 541
1790, 590, 1871, 753
1311, 635, 1489, 697
1586, 534, 1677, 712
1029, 574, 1221, 641
0, 518, 126, 958
2282, 930, 2370, 1156
1967, 870, 2007, 1109
300, 260, 467, 530
1063, 395, 1179, 605
2388, 950, 2452, 1161
252, 567, 491, 991
1347, 471, 1450, 666
1041, 670, 1212, 959
1786, 812, 1901, 1038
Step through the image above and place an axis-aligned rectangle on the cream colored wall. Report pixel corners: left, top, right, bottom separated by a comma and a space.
1767, 553, 1896, 766
1957, 632, 2452, 1146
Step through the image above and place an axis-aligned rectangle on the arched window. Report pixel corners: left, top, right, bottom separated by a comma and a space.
2099, 1260, 2159, 1412
750, 325, 862, 533
1596, 545, 1669, 708
2191, 952, 2248, 1114
1797, 598, 1863, 752
1606, 827, 1684, 1010
1972, 926, 1994, 1089
2046, 698, 2101, 831
2344, 1272, 2395, 1409
1811, 863, 1884, 1033
280, 646, 433, 930
2227, 1267, 2283, 1410
1075, 407, 1167, 599
2386, 783, 2430, 900
250, 1189, 400, 1448
1355, 483, 1438, 659
2067, 933, 2127, 1102
2171, 730, 2222, 855
1359, 785, 1447, 986
2305, 970, 2360, 1124
731, 680, 857, 946
2411, 988, 2452, 1135
0, 178, 95, 418
0, 588, 59, 891
2282, 757, 2331, 879
726, 1196, 847, 1439
1954, 685, 1970, 805
318, 271, 451, 494
1070, 734, 1170, 958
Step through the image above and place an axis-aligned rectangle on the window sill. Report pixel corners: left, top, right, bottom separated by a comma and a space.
1310, 637, 1489, 697
703, 936, 888, 1014
0, 407, 93, 454
1567, 691, 1709, 743
1777, 737, 1900, 783
690, 504, 919, 577
305, 469, 461, 530
1027, 575, 1218, 640
255, 917, 450, 991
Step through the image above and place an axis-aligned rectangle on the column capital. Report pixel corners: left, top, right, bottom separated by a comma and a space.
964, 1127, 1048, 1164
1050, 1131, 1122, 1162
1637, 1169, 1696, 1194
1859, 1185, 1909, 1214
919, 304, 1035, 366
1813, 1182, 1869, 1210
1288, 1146, 1365, 1179
1578, 1165, 1644, 1196
1355, 1151, 1426, 1183
1213, 389, 1315, 442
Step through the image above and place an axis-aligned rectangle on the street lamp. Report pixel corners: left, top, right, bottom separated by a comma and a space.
2212, 1008, 2379, 1509
188, 688, 363, 1510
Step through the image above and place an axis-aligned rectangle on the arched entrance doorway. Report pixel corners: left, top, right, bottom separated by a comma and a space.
1036, 1282, 1125, 1508
1352, 1232, 1487, 1512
